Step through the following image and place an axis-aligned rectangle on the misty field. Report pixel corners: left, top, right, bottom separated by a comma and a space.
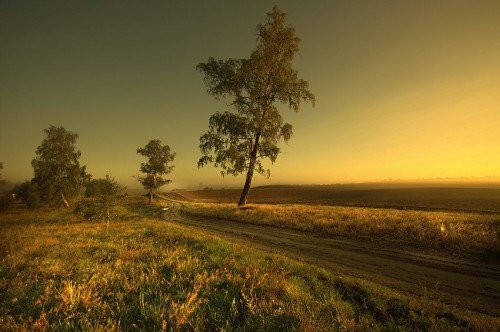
181, 202, 500, 258
1, 198, 499, 330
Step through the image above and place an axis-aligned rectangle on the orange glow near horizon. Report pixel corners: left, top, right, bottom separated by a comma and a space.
281, 79, 500, 185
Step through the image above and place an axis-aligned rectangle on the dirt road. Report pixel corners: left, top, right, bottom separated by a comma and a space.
160, 200, 500, 315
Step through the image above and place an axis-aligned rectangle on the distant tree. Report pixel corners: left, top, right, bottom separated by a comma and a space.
31, 126, 90, 207
0, 162, 3, 184
197, 6, 315, 206
136, 139, 176, 204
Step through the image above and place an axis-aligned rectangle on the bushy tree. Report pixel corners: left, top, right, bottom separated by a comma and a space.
12, 181, 41, 209
31, 126, 90, 207
197, 6, 315, 206
137, 139, 175, 203
76, 174, 123, 223
85, 174, 123, 197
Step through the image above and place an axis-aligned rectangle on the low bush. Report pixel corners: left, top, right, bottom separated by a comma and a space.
74, 196, 118, 222
12, 181, 41, 209
76, 174, 124, 222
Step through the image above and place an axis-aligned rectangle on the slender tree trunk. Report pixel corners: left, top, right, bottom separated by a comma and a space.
149, 189, 153, 204
238, 161, 255, 206
238, 132, 261, 206
61, 192, 69, 208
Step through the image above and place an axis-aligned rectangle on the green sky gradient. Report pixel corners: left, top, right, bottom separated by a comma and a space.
1, 0, 499, 189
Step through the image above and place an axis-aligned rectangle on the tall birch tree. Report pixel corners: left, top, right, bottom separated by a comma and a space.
197, 6, 315, 206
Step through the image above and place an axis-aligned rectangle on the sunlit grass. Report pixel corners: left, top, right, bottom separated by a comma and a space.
182, 203, 499, 257
0, 201, 498, 330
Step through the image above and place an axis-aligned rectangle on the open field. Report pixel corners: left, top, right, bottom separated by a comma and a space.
180, 202, 500, 259
172, 184, 500, 213
1, 198, 499, 330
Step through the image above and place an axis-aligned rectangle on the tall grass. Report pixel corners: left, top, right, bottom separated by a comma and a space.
0, 203, 498, 330
182, 203, 500, 256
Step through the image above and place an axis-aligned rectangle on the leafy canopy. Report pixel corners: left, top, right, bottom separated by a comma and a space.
197, 6, 315, 178
137, 139, 176, 191
31, 125, 90, 205
12, 181, 41, 209
77, 173, 124, 222
85, 174, 123, 197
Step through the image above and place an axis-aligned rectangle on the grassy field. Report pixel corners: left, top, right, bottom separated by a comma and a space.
181, 202, 500, 259
175, 185, 500, 213
1, 198, 499, 330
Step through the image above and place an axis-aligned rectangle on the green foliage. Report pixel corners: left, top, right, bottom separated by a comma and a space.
136, 140, 175, 199
85, 174, 123, 197
197, 6, 315, 179
76, 174, 123, 221
74, 196, 117, 222
12, 181, 41, 209
31, 125, 90, 206
0, 194, 13, 211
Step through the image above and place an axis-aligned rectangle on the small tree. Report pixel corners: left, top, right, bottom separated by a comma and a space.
85, 174, 123, 197
136, 139, 175, 203
12, 181, 41, 209
197, 6, 315, 206
31, 125, 90, 207
76, 174, 123, 223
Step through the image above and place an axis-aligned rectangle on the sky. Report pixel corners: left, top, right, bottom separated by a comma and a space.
1, 0, 499, 189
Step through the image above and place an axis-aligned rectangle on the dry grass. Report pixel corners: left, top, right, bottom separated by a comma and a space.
172, 185, 500, 213
182, 203, 499, 256
0, 200, 498, 330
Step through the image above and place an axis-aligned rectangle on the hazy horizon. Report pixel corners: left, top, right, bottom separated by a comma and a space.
2, 1, 499, 189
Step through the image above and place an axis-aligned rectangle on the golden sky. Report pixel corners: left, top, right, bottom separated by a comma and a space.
1, 1, 499, 188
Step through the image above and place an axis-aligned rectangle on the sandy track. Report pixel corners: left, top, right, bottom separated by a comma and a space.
160, 200, 500, 315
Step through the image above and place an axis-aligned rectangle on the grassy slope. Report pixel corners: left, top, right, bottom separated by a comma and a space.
181, 202, 500, 258
0, 201, 498, 330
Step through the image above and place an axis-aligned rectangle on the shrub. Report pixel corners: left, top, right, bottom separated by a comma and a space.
74, 196, 117, 222
12, 181, 41, 209
0, 193, 14, 211
76, 174, 123, 222
85, 174, 122, 197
